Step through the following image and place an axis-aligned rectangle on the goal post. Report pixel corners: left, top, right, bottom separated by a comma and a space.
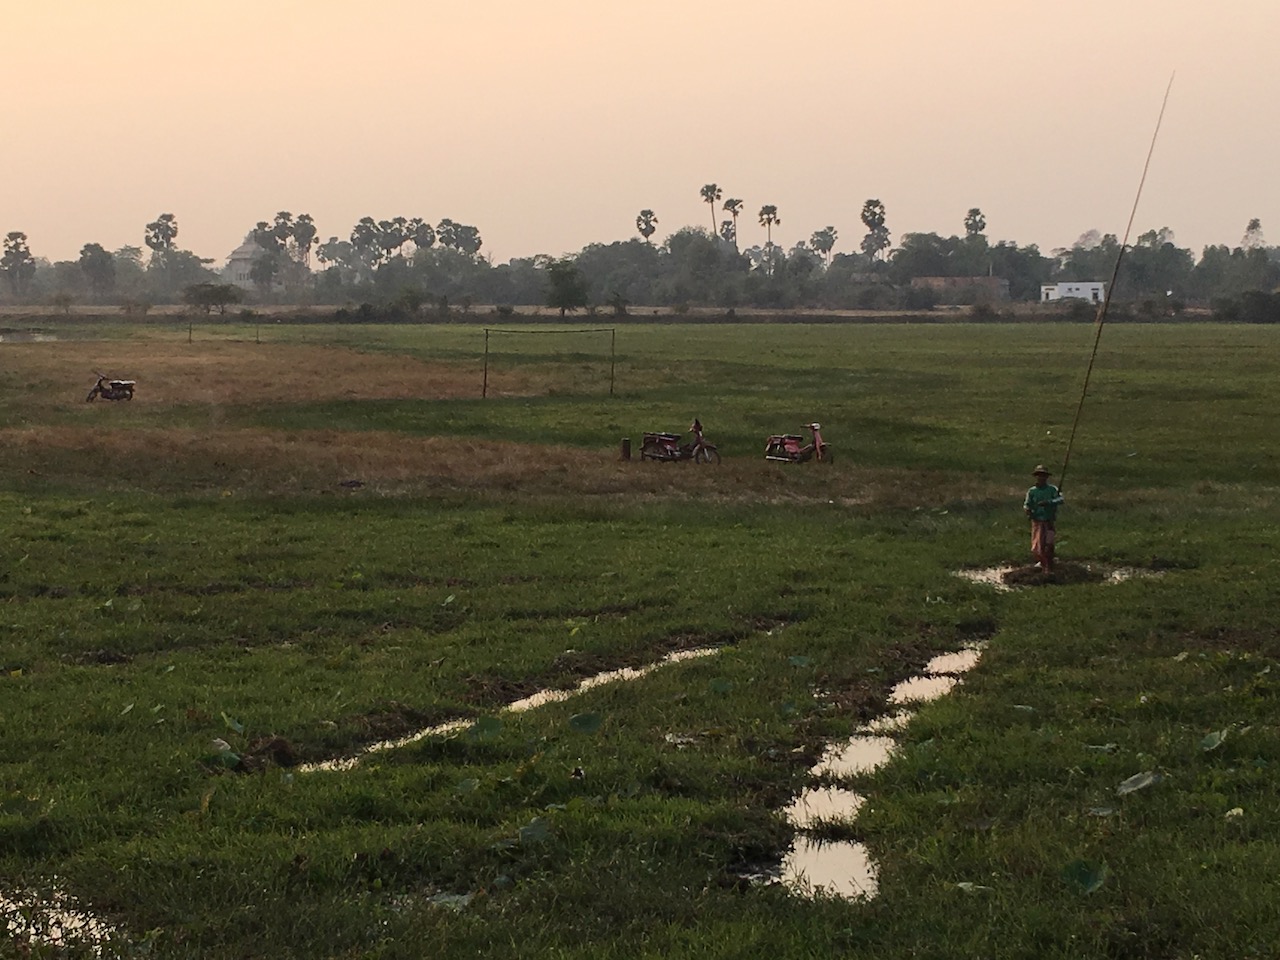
481, 326, 616, 398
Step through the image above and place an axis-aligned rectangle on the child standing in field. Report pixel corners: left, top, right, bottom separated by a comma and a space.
1024, 465, 1064, 572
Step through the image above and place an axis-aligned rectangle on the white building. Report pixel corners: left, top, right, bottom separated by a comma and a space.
222, 235, 260, 290
1041, 281, 1105, 303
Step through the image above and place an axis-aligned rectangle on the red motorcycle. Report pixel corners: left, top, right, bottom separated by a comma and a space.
641, 419, 721, 464
765, 422, 832, 464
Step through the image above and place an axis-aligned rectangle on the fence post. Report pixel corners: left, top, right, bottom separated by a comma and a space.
620, 437, 631, 461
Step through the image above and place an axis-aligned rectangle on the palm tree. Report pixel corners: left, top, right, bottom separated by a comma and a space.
810, 226, 837, 265
700, 184, 722, 233
723, 199, 744, 248
758, 205, 780, 245
636, 209, 658, 244
964, 208, 987, 239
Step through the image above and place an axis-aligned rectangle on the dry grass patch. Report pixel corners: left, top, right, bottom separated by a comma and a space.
1, 340, 536, 405
4, 423, 1016, 508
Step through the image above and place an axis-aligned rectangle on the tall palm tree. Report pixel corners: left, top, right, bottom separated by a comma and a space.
758, 205, 780, 245
636, 209, 658, 244
810, 226, 837, 265
723, 199, 744, 248
700, 184, 722, 233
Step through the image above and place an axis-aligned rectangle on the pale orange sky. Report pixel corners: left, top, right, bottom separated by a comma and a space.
2, 0, 1275, 266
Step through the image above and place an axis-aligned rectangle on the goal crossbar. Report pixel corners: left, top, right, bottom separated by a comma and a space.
481, 327, 616, 398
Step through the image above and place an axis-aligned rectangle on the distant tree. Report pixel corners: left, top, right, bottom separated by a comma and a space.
1241, 218, 1265, 250
719, 220, 736, 245
700, 184, 722, 233
636, 209, 658, 244
1, 232, 37, 295
349, 217, 386, 273
378, 218, 410, 261
437, 220, 482, 257
859, 199, 890, 260
408, 218, 436, 254
316, 237, 358, 273
545, 258, 589, 317
143, 213, 179, 263
723, 198, 744, 246
49, 291, 75, 315
292, 213, 318, 267
758, 205, 780, 245
182, 282, 243, 315
964, 208, 987, 239
78, 243, 116, 296
249, 256, 279, 295
810, 226, 837, 265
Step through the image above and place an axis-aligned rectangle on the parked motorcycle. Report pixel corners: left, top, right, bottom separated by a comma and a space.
765, 422, 832, 464
641, 418, 721, 464
85, 374, 136, 402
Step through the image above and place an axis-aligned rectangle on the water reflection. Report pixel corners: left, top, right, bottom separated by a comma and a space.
781, 838, 878, 900
303, 647, 721, 774
810, 736, 896, 778
783, 787, 866, 828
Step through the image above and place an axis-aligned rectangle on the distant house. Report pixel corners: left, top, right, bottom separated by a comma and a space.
1041, 281, 1104, 303
222, 235, 260, 290
910, 276, 1010, 303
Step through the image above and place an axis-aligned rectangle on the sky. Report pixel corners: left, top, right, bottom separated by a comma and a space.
2, 0, 1276, 267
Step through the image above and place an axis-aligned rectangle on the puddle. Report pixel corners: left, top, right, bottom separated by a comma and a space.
783, 787, 866, 828
954, 566, 1016, 592
925, 648, 983, 675
889, 674, 958, 704
779, 638, 987, 901
781, 838, 878, 900
810, 735, 896, 778
858, 710, 913, 733
507, 648, 716, 712
0, 332, 58, 343
303, 647, 721, 773
956, 563, 1162, 592
2, 887, 115, 953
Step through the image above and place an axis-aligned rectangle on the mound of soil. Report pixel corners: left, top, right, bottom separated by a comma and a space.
1002, 561, 1103, 587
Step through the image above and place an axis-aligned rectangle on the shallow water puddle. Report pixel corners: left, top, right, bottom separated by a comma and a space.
781, 642, 987, 901
810, 736, 896, 778
784, 787, 867, 828
956, 563, 1161, 591
926, 647, 983, 675
954, 566, 1016, 591
782, 838, 879, 900
303, 647, 721, 773
889, 674, 958, 704
2, 887, 115, 953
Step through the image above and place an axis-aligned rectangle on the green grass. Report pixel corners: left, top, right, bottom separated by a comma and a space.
1, 321, 1278, 958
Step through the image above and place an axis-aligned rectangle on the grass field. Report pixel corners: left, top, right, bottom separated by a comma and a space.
2, 321, 1278, 958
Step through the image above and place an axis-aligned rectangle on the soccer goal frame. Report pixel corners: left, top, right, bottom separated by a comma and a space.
481, 327, 616, 398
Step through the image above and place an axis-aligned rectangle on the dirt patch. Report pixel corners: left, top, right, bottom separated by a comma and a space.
1002, 561, 1104, 587
957, 561, 1165, 591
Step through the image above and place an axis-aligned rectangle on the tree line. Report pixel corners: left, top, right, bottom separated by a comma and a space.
2, 193, 1277, 316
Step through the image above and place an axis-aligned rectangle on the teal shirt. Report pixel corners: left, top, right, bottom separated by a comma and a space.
1024, 483, 1063, 522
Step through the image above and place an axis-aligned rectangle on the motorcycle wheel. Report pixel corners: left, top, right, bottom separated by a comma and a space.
694, 447, 721, 465
640, 441, 663, 461
764, 443, 785, 460
819, 447, 834, 465
85, 390, 98, 402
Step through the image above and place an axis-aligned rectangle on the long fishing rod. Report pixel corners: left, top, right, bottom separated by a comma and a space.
1058, 73, 1175, 494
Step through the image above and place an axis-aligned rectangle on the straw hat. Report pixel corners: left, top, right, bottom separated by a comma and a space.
1032, 464, 1051, 476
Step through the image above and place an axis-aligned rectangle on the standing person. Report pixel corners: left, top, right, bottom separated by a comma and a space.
1023, 465, 1064, 572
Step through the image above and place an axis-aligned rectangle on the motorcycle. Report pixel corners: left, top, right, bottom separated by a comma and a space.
85, 374, 136, 402
765, 422, 832, 464
640, 418, 721, 464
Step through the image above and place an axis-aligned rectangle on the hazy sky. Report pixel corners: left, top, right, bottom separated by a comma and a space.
3, 0, 1275, 266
